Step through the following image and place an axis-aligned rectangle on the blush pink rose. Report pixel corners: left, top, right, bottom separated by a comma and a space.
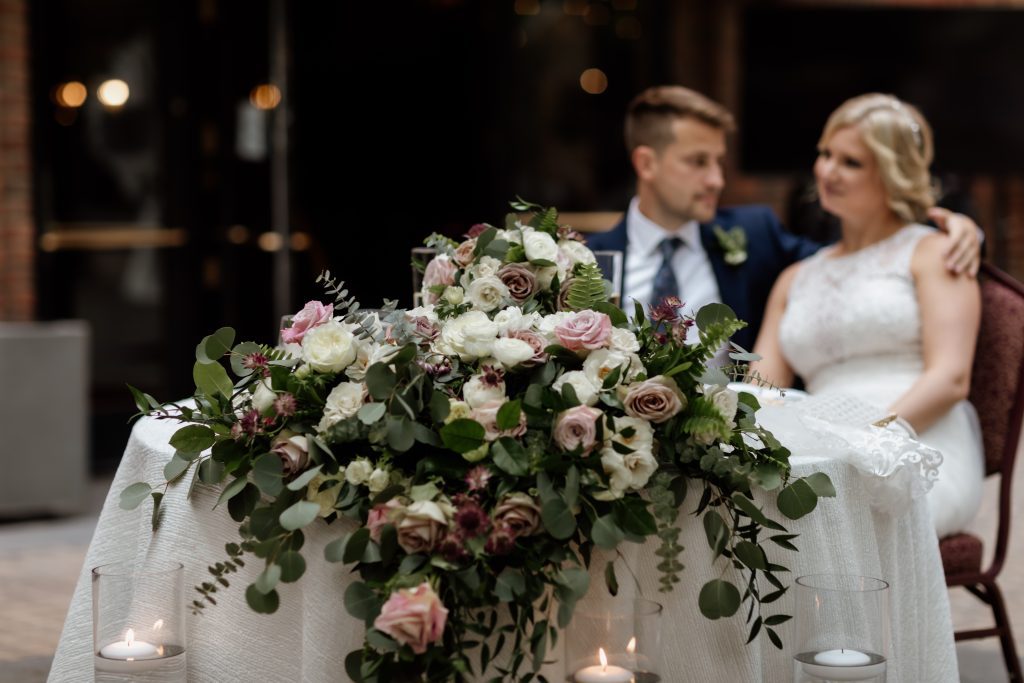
471, 400, 527, 442
554, 310, 612, 351
422, 256, 458, 305
373, 582, 449, 654
281, 300, 333, 344
453, 239, 477, 267
553, 405, 603, 454
367, 498, 405, 543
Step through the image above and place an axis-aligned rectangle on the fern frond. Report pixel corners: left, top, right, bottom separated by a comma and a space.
565, 262, 607, 311
532, 206, 559, 236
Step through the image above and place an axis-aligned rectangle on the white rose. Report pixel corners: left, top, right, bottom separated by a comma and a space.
468, 255, 503, 281
537, 311, 574, 342
492, 306, 523, 334
443, 286, 464, 305
533, 265, 557, 290
582, 349, 633, 389
302, 320, 357, 373
706, 385, 739, 424
345, 458, 374, 486
251, 378, 276, 413
463, 374, 506, 409
466, 276, 509, 313
609, 328, 640, 353
317, 381, 366, 432
558, 240, 598, 266
367, 468, 390, 495
437, 310, 499, 361
522, 228, 559, 263
491, 337, 536, 368
552, 370, 600, 407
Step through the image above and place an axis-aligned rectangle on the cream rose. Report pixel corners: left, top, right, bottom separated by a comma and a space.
437, 310, 499, 361
491, 337, 536, 368
317, 382, 366, 432
345, 458, 374, 486
609, 327, 640, 353
396, 500, 450, 554
552, 371, 600, 407
302, 320, 357, 373
463, 374, 506, 409
558, 239, 597, 266
622, 375, 687, 423
553, 405, 603, 454
466, 275, 510, 313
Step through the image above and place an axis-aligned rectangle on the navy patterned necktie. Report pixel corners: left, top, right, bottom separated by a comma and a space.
650, 236, 684, 307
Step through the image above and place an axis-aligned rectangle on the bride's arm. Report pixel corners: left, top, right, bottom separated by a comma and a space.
890, 233, 981, 432
749, 264, 800, 388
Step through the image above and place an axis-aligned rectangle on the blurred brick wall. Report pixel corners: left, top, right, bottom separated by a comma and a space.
0, 0, 33, 321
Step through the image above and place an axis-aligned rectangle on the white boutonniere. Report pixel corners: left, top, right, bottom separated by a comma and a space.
713, 225, 748, 266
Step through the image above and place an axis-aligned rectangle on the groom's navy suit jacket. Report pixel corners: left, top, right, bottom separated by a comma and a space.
586, 205, 821, 351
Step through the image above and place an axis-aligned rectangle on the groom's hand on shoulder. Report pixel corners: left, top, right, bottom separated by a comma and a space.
927, 207, 982, 278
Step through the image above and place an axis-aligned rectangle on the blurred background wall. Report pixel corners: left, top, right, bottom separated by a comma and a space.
3, 0, 1023, 473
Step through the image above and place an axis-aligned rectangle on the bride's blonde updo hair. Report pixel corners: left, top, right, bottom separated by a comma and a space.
820, 93, 937, 223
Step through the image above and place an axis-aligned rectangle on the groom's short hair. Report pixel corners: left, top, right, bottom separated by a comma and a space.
625, 86, 735, 153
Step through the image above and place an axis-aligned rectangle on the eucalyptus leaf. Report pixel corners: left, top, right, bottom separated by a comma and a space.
386, 416, 415, 452
703, 510, 728, 557
496, 399, 522, 431
357, 402, 386, 425
698, 579, 740, 620
365, 363, 397, 401
278, 551, 306, 583
215, 475, 249, 508
777, 478, 819, 520
252, 453, 284, 497
150, 491, 163, 531
279, 500, 320, 531
285, 465, 324, 492
492, 438, 529, 477
804, 472, 836, 498
733, 540, 768, 570
245, 584, 280, 614
591, 514, 625, 550
695, 303, 737, 330
163, 454, 191, 482
196, 327, 235, 363
230, 341, 263, 375
495, 568, 526, 602
541, 498, 576, 540
604, 561, 619, 596
343, 528, 371, 564
120, 482, 152, 510
254, 563, 282, 594
344, 581, 380, 624
440, 419, 486, 454
193, 360, 234, 398
198, 457, 225, 485
169, 425, 216, 454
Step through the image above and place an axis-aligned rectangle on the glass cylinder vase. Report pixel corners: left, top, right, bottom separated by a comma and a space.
564, 597, 663, 683
92, 560, 187, 682
792, 574, 890, 683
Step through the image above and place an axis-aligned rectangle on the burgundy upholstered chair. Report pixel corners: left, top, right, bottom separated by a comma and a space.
940, 263, 1024, 682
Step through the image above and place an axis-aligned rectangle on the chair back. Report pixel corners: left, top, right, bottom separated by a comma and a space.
969, 263, 1024, 478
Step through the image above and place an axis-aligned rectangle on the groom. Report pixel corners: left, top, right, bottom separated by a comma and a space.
586, 86, 980, 351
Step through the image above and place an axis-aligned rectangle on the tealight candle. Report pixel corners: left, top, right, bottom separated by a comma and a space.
574, 648, 634, 683
98, 629, 159, 661
802, 648, 886, 681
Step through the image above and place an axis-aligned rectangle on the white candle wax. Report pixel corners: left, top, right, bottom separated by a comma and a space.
573, 664, 634, 683
802, 648, 886, 681
98, 629, 159, 661
813, 649, 871, 666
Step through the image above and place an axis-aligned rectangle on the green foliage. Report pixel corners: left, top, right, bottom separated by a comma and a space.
565, 262, 607, 312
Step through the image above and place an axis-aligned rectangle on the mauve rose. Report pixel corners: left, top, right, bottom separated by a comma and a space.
553, 405, 603, 454
622, 375, 687, 423
454, 239, 477, 267
271, 434, 309, 477
554, 310, 612, 351
493, 493, 542, 537
373, 582, 449, 655
422, 256, 457, 304
396, 500, 449, 554
409, 315, 439, 343
508, 329, 548, 366
497, 263, 537, 302
471, 400, 527, 442
281, 300, 333, 344
367, 498, 405, 543
557, 278, 574, 311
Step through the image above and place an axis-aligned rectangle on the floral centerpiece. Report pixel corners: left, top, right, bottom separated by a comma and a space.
122, 200, 834, 682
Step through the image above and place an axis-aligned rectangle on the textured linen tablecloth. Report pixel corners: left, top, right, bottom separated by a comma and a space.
49, 415, 957, 683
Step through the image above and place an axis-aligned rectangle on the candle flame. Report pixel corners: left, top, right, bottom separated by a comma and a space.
626, 637, 636, 654
157, 645, 165, 657
125, 629, 135, 646
153, 619, 164, 630
599, 647, 608, 670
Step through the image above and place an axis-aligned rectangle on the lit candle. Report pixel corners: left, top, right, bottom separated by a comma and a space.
574, 648, 634, 683
802, 648, 886, 681
98, 628, 160, 661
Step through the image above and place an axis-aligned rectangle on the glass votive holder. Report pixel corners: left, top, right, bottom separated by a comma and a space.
92, 560, 187, 682
793, 574, 890, 683
564, 597, 663, 683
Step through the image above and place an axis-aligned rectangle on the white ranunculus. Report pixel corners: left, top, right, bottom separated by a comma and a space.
492, 337, 536, 368
552, 370, 600, 407
558, 239, 598, 266
607, 415, 656, 452
302, 320, 357, 373
463, 374, 506, 409
537, 311, 574, 342
251, 378, 276, 413
609, 327, 640, 353
317, 381, 366, 432
522, 228, 559, 263
367, 468, 390, 495
497, 228, 523, 244
468, 256, 503, 281
492, 306, 523, 334
345, 458, 374, 486
443, 286, 464, 305
466, 276, 509, 313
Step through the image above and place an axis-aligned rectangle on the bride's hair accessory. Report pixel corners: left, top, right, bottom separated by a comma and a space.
884, 98, 923, 149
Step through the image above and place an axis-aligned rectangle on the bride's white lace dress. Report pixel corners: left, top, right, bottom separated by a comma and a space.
778, 224, 985, 537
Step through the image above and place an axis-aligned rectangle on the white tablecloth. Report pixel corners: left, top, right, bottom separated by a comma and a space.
49, 414, 958, 682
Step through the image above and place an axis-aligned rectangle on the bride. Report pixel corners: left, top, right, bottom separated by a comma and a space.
750, 93, 984, 538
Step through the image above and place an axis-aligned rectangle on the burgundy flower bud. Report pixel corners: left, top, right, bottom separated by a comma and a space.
484, 524, 516, 556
